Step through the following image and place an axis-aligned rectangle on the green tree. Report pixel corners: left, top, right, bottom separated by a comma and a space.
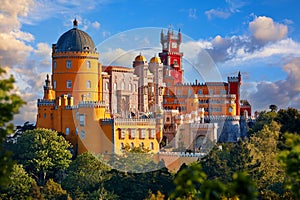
269, 104, 278, 112
248, 110, 277, 135
170, 163, 206, 199
105, 162, 174, 200
12, 128, 72, 185
62, 152, 111, 199
278, 133, 300, 199
42, 179, 70, 200
275, 107, 300, 135
201, 142, 260, 184
0, 164, 36, 199
248, 121, 287, 198
0, 67, 25, 187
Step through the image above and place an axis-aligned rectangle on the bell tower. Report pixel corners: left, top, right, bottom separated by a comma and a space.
159, 28, 184, 84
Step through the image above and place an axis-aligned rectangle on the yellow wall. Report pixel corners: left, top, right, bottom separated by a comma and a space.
112, 119, 161, 154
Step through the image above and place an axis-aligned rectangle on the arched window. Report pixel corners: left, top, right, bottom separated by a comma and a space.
86, 80, 91, 89
86, 61, 91, 69
114, 83, 117, 90
80, 130, 85, 139
150, 142, 154, 150
66, 127, 70, 136
128, 83, 132, 91
121, 82, 125, 90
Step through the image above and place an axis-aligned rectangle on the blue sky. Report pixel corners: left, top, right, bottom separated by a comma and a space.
1, 0, 300, 124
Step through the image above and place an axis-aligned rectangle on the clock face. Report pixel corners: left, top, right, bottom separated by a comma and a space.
172, 42, 177, 48
228, 107, 233, 113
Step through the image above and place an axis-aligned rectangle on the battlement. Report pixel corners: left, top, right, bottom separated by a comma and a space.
205, 115, 241, 121
37, 99, 55, 106
227, 76, 239, 82
114, 118, 156, 126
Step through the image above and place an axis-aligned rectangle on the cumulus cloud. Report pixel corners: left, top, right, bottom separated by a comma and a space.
246, 58, 300, 111
249, 16, 288, 42
0, 0, 53, 125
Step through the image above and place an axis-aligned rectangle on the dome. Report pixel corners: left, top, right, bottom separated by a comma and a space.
135, 53, 147, 62
55, 19, 96, 53
150, 56, 161, 64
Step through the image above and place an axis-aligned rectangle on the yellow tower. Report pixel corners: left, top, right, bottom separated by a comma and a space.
52, 19, 102, 104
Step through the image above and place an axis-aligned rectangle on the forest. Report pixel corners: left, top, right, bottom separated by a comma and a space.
1, 67, 300, 200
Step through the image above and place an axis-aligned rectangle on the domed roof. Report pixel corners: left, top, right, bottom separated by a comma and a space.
135, 53, 147, 62
150, 56, 161, 64
55, 19, 96, 53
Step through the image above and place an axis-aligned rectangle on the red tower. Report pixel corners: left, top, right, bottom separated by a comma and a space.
228, 72, 242, 116
159, 28, 184, 84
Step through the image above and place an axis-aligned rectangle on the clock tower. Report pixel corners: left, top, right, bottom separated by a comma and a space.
159, 28, 184, 84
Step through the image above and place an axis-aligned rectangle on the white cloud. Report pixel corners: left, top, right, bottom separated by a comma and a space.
205, 9, 231, 20
188, 9, 197, 19
245, 58, 300, 111
249, 16, 288, 42
92, 21, 101, 29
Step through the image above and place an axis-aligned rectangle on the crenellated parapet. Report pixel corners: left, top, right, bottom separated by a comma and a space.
205, 115, 241, 121
37, 99, 55, 106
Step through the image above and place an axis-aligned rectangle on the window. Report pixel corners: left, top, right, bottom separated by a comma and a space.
130, 129, 136, 139
86, 61, 91, 69
150, 129, 155, 139
119, 129, 125, 139
53, 61, 56, 69
75, 127, 78, 135
220, 90, 226, 95
80, 130, 85, 139
66, 127, 70, 136
177, 89, 181, 95
209, 89, 214, 95
130, 142, 134, 149
114, 83, 117, 90
140, 142, 145, 149
86, 80, 91, 89
166, 117, 170, 122
134, 84, 137, 92
86, 93, 90, 98
53, 80, 56, 89
198, 89, 203, 95
76, 112, 79, 120
79, 114, 85, 126
66, 80, 72, 89
66, 60, 72, 69
188, 89, 193, 95
105, 82, 109, 91
44, 113, 47, 118
121, 82, 125, 90
150, 142, 154, 150
140, 129, 146, 139
128, 83, 132, 91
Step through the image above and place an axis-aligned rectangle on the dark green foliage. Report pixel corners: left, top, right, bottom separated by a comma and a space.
275, 107, 300, 135
170, 163, 206, 199
105, 165, 174, 200
62, 152, 112, 199
201, 141, 260, 184
278, 133, 300, 199
11, 128, 72, 185
248, 110, 277, 135
41, 179, 70, 200
0, 164, 36, 200
0, 67, 25, 187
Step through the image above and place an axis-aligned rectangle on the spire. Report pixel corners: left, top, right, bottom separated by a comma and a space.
73, 18, 78, 28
